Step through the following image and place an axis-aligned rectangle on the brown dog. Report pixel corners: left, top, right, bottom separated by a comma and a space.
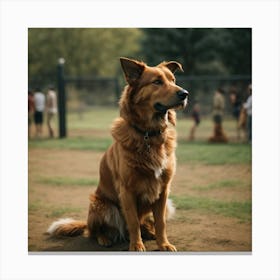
47, 58, 189, 251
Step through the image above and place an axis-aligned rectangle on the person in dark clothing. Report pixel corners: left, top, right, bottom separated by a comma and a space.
28, 89, 35, 139
188, 100, 201, 141
229, 87, 243, 140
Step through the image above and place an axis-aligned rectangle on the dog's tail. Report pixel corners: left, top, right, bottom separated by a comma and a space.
47, 218, 87, 237
166, 199, 176, 220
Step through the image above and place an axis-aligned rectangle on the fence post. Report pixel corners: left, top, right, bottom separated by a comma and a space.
57, 58, 67, 138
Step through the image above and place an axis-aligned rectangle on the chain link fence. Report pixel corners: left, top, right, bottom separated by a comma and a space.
29, 75, 251, 116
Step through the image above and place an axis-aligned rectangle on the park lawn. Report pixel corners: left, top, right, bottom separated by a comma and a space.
29, 107, 252, 219
29, 107, 251, 165
29, 137, 251, 165
31, 106, 242, 140
28, 107, 252, 251
171, 195, 251, 222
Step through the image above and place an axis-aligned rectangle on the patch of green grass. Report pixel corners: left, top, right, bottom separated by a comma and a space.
193, 179, 244, 191
68, 107, 119, 130
28, 108, 251, 165
38, 177, 99, 187
29, 200, 82, 218
28, 201, 41, 212
29, 137, 112, 151
171, 195, 251, 222
46, 206, 82, 218
29, 137, 251, 166
177, 141, 251, 165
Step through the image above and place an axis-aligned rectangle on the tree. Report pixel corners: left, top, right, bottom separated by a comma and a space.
140, 28, 251, 75
28, 28, 142, 87
219, 28, 252, 75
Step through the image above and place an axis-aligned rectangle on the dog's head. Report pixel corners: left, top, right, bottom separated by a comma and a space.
119, 57, 189, 128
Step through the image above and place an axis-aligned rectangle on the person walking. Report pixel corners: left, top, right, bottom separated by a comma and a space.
33, 87, 45, 138
229, 87, 243, 140
208, 87, 228, 143
243, 84, 252, 143
46, 85, 57, 138
188, 100, 201, 141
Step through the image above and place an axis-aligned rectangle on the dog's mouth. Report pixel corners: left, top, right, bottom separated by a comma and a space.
154, 98, 188, 114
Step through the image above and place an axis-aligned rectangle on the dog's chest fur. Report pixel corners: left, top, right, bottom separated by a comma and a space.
111, 117, 176, 203
145, 144, 168, 179
134, 138, 175, 204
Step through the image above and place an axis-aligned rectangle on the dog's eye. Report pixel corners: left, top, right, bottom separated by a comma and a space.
152, 79, 163, 85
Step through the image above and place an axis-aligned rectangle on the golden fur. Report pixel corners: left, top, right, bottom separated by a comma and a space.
47, 57, 189, 251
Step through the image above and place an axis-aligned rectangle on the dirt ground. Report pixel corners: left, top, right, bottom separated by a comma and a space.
28, 148, 251, 253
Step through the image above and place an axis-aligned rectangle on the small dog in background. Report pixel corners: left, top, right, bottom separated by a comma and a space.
47, 57, 189, 251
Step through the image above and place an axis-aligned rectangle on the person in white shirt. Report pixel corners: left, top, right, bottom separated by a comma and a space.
243, 84, 252, 143
33, 87, 46, 138
46, 85, 58, 138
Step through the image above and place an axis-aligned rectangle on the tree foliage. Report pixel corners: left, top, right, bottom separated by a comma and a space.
28, 28, 142, 86
28, 28, 251, 87
140, 28, 251, 75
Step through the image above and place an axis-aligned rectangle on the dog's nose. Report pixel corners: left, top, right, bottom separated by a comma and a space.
177, 89, 189, 100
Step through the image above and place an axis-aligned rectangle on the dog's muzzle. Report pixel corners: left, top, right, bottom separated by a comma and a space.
177, 88, 189, 108
176, 89, 189, 101
154, 88, 189, 113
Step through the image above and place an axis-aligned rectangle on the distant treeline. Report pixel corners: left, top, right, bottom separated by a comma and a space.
28, 28, 251, 87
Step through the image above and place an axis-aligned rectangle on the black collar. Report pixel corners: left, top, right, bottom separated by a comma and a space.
132, 125, 163, 138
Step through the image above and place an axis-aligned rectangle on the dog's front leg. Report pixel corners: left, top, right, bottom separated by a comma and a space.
152, 190, 177, 251
120, 190, 146, 251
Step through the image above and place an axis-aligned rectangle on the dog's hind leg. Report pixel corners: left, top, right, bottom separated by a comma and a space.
140, 214, 156, 240
87, 193, 126, 247
95, 225, 113, 247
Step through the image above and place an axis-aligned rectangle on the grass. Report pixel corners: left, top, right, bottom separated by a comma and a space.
29, 137, 112, 151
37, 177, 99, 187
46, 207, 82, 218
192, 179, 245, 191
29, 108, 251, 165
171, 195, 251, 222
29, 138, 251, 165
28, 108, 252, 224
68, 107, 119, 130
28, 201, 42, 211
29, 200, 82, 218
177, 141, 251, 165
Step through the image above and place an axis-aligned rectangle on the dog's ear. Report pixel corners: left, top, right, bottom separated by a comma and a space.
163, 61, 184, 73
120, 57, 145, 86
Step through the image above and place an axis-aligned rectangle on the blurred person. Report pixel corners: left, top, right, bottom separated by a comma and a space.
208, 87, 228, 143
46, 85, 57, 138
28, 89, 35, 139
229, 87, 241, 120
33, 87, 45, 138
243, 84, 252, 143
188, 100, 201, 141
229, 86, 243, 140
237, 101, 248, 143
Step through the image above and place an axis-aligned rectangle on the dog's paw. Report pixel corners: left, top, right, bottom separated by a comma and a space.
129, 242, 146, 251
97, 235, 112, 247
141, 223, 156, 240
159, 243, 177, 252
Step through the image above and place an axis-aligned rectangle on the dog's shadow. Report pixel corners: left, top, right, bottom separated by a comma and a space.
43, 234, 129, 252
43, 235, 159, 252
